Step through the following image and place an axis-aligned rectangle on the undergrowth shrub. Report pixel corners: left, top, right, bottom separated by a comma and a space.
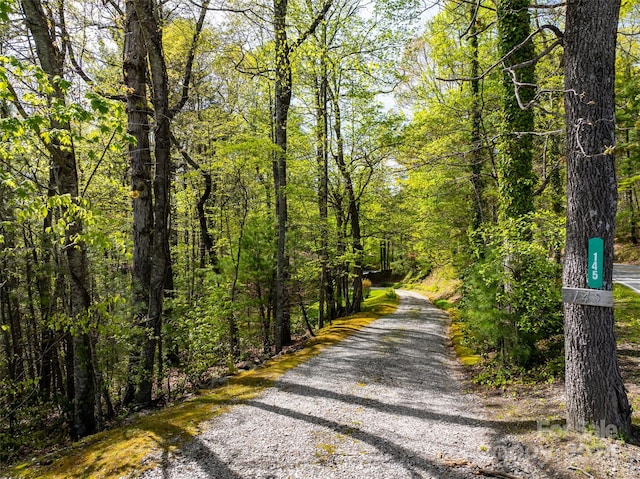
461, 213, 564, 368
362, 278, 372, 298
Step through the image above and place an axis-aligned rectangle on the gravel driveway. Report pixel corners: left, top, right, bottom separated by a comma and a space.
139, 290, 555, 479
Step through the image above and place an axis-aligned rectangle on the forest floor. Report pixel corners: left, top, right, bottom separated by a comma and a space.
474, 288, 640, 479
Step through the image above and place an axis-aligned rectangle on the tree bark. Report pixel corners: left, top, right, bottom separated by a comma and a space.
123, 0, 154, 406
468, 5, 484, 235
124, 0, 208, 404
33, 168, 57, 400
563, 0, 631, 436
172, 135, 221, 275
330, 86, 363, 313
272, 0, 333, 350
314, 27, 329, 327
496, 0, 536, 363
132, 0, 173, 406
273, 0, 292, 352
197, 171, 220, 270
333, 191, 348, 317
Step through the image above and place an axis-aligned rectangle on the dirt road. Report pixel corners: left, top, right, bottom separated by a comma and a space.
139, 290, 555, 479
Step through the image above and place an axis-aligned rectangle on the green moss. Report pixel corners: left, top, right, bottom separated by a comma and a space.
9, 293, 398, 479
449, 322, 482, 366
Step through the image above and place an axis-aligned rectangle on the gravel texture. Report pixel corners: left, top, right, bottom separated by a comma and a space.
138, 290, 555, 479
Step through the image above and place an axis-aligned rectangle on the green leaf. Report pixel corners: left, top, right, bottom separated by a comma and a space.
0, 0, 14, 22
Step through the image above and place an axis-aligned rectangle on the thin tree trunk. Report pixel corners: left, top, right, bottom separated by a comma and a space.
330, 87, 363, 313
0, 209, 25, 390
334, 192, 346, 318
623, 131, 638, 244
173, 134, 220, 272
198, 171, 220, 270
314, 36, 329, 328
629, 188, 638, 245
226, 184, 249, 360
563, 0, 631, 436
34, 169, 57, 400
21, 0, 96, 439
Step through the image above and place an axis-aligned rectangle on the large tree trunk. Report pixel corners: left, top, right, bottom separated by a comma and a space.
21, 0, 96, 439
273, 0, 292, 352
563, 0, 631, 436
271, 0, 333, 348
468, 4, 484, 235
123, 0, 154, 406
125, 0, 207, 404
132, 0, 173, 406
496, 0, 536, 221
495, 0, 536, 363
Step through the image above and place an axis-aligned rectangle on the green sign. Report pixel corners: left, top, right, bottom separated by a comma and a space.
588, 237, 604, 289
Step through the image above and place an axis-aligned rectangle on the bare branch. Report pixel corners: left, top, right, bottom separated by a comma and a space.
170, 130, 201, 170
81, 128, 118, 197
5, 81, 29, 119
104, 0, 124, 17
459, 0, 481, 40
170, 0, 210, 116
438, 24, 563, 83
59, 1, 96, 87
291, 1, 333, 52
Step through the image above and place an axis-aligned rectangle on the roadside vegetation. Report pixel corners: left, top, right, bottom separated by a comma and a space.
2, 291, 398, 479
413, 260, 640, 478
416, 262, 640, 397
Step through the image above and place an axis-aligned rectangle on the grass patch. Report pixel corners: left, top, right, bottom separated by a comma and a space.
614, 283, 640, 343
410, 265, 462, 303
7, 291, 398, 479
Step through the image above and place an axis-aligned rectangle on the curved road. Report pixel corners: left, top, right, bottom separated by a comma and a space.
139, 290, 554, 479
614, 263, 640, 293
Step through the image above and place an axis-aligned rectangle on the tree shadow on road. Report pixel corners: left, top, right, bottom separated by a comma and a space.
152, 430, 244, 479
243, 398, 565, 479
245, 398, 483, 478
266, 379, 536, 432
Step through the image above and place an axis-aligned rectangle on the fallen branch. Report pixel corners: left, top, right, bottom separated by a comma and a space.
477, 469, 523, 479
568, 465, 594, 478
440, 456, 522, 479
